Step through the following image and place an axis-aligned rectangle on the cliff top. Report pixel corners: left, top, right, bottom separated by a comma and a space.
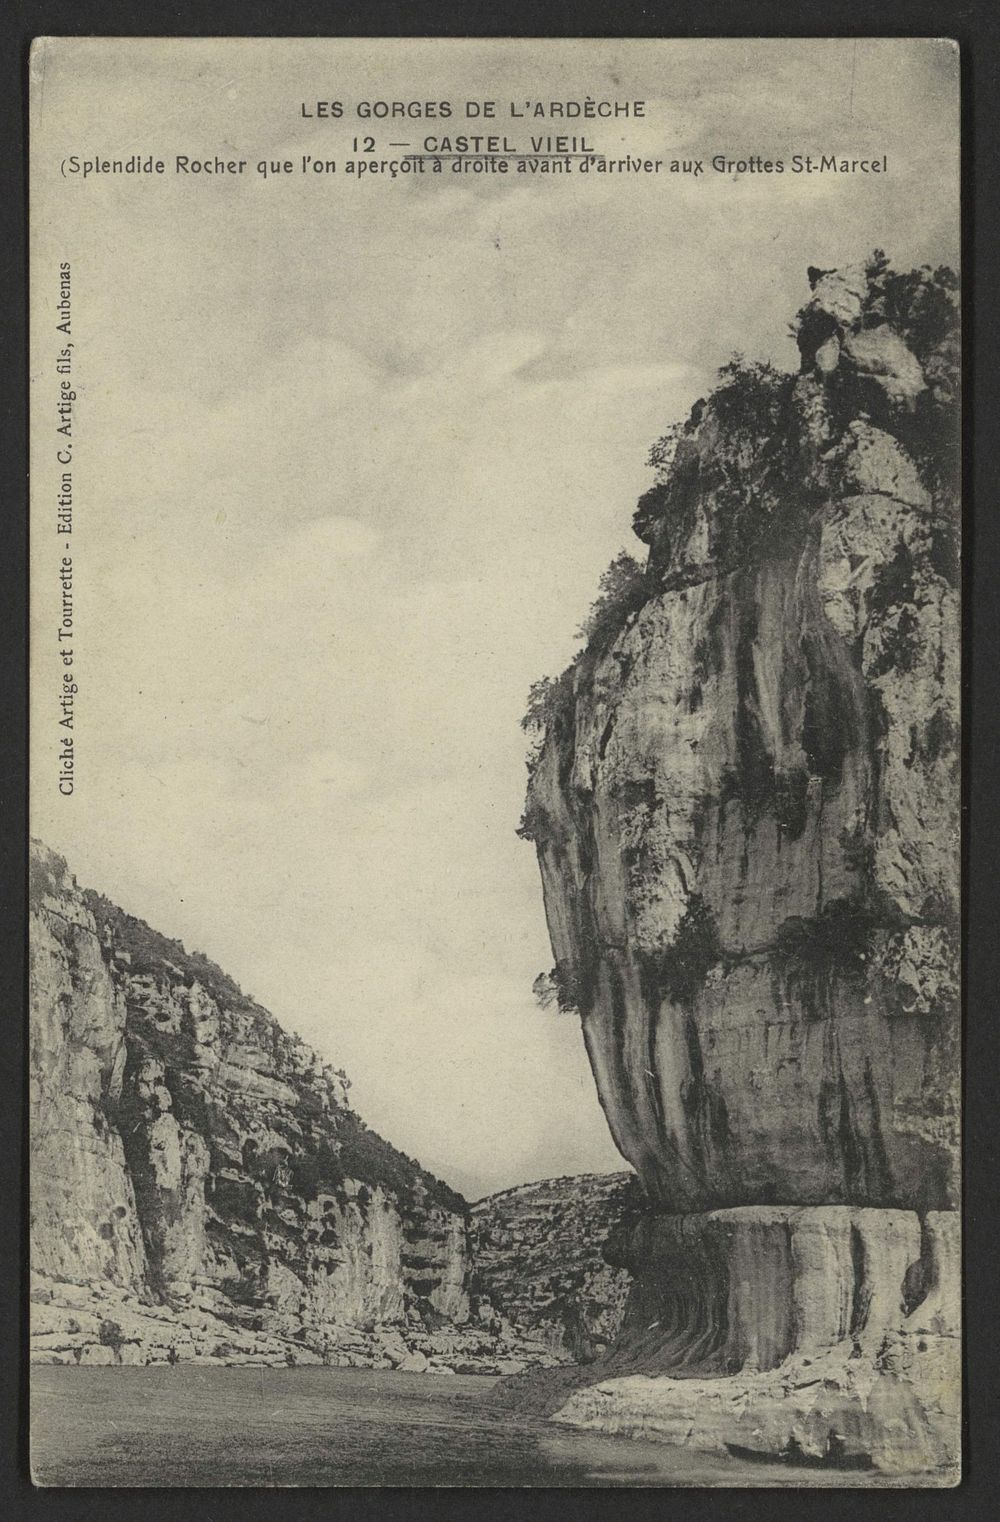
519, 253, 960, 829
472, 1170, 635, 1209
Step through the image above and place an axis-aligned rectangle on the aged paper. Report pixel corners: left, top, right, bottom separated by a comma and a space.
29, 38, 960, 1486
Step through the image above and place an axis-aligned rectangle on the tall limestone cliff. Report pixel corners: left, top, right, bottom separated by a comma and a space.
518, 258, 961, 1478
29, 842, 546, 1375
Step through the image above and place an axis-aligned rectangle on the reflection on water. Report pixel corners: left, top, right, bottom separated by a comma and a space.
31, 1366, 911, 1488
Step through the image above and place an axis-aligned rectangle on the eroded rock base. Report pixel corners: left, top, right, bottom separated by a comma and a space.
496, 1202, 959, 1479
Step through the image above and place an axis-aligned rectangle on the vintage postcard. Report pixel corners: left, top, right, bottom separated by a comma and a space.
28, 37, 960, 1486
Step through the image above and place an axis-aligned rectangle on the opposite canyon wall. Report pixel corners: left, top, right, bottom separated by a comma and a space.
471, 1173, 636, 1361
519, 258, 960, 1478
29, 842, 549, 1375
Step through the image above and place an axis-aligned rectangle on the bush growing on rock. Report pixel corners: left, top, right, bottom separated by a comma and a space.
708, 354, 790, 439
98, 1318, 126, 1360
639, 896, 723, 1007
517, 554, 647, 828
634, 356, 801, 554
574, 550, 647, 649
531, 965, 581, 1016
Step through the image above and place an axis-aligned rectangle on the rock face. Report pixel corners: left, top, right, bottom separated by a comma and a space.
520, 259, 960, 1478
471, 1174, 637, 1361
29, 842, 550, 1375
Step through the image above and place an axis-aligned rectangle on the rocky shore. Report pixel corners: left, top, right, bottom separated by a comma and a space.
30, 1270, 557, 1374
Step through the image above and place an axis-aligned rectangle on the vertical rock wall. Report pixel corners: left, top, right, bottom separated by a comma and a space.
30, 850, 148, 1291
522, 260, 961, 1477
29, 842, 491, 1368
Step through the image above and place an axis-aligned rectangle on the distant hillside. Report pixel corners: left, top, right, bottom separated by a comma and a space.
471, 1173, 640, 1361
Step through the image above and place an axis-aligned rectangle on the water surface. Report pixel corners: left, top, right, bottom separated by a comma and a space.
30, 1366, 913, 1487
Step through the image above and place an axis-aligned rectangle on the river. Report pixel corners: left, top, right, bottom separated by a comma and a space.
31, 1366, 903, 1487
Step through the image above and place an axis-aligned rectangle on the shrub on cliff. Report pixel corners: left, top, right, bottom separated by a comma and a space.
28, 844, 70, 905
518, 669, 576, 835
645, 396, 707, 484
634, 355, 800, 555
98, 1319, 126, 1360
861, 249, 959, 365
886, 264, 960, 511
574, 550, 648, 649
517, 553, 648, 816
709, 355, 790, 440
532, 963, 581, 1016
521, 669, 575, 745
639, 896, 722, 1006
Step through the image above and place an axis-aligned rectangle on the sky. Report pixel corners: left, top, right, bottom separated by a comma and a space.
30, 39, 959, 1199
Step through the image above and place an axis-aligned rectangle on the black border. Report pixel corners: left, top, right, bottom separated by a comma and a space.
2, 4, 997, 1519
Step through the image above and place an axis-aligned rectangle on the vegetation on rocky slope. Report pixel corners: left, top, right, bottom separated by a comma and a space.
82, 885, 466, 1218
